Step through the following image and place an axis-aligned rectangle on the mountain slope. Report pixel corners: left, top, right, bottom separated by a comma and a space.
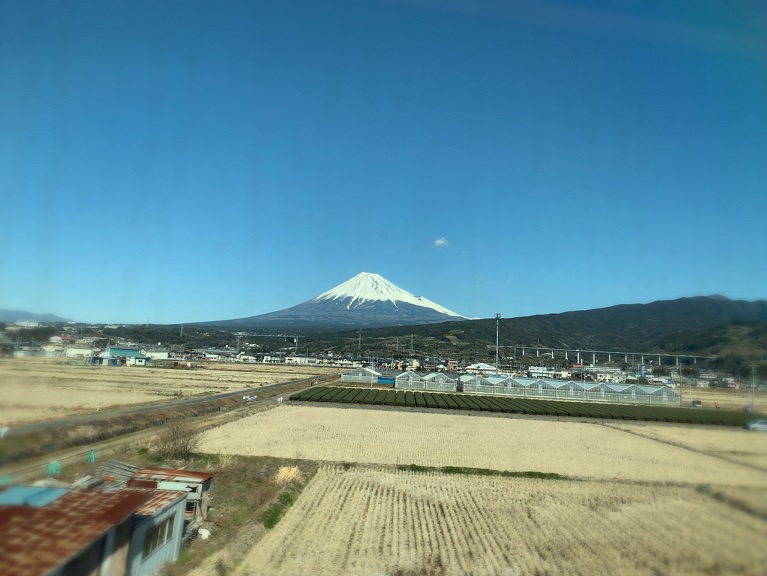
0, 309, 71, 323
205, 272, 468, 329
329, 296, 767, 355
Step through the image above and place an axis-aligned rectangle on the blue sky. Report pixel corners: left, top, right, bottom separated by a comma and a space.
2, 0, 766, 324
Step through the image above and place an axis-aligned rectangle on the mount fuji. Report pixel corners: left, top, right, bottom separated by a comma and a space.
208, 272, 469, 329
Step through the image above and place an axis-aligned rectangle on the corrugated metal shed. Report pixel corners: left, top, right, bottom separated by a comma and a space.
130, 467, 213, 484
129, 468, 213, 523
0, 489, 152, 576
96, 459, 142, 490
129, 488, 187, 517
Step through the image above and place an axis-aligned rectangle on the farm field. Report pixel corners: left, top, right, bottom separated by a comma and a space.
0, 357, 335, 425
194, 403, 767, 575
199, 405, 767, 487
290, 386, 756, 426
679, 385, 764, 413
603, 421, 767, 471
243, 465, 767, 576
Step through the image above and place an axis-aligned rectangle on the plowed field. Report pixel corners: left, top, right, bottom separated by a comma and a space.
244, 466, 767, 576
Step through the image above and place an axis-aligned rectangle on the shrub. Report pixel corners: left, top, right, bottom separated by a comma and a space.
155, 420, 200, 460
272, 466, 303, 487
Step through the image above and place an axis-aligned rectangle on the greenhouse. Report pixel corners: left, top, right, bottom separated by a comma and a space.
340, 366, 381, 384
461, 374, 511, 395
469, 377, 680, 405
394, 371, 425, 389
339, 368, 681, 405
422, 372, 458, 392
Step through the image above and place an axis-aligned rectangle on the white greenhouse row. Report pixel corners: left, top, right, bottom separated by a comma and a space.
340, 367, 681, 406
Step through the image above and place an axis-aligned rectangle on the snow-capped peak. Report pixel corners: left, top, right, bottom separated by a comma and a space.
313, 272, 465, 318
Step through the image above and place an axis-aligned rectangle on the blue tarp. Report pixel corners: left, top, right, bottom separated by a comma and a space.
0, 486, 69, 507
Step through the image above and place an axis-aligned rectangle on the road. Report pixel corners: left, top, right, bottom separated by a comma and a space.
5, 376, 319, 436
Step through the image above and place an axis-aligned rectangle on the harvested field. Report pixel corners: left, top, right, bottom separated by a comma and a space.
604, 421, 767, 471
678, 385, 765, 412
199, 405, 767, 487
0, 357, 336, 425
244, 465, 767, 576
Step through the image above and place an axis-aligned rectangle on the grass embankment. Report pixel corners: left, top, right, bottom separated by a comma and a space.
0, 398, 242, 466
1, 377, 331, 467
291, 386, 755, 426
396, 463, 567, 480
163, 456, 317, 576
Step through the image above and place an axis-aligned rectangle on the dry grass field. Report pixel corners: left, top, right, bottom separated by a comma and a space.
0, 357, 334, 425
191, 402, 767, 575
678, 385, 764, 412
199, 404, 767, 487
243, 465, 767, 576
603, 421, 767, 471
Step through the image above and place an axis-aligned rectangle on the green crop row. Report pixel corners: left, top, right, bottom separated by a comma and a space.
288, 386, 754, 427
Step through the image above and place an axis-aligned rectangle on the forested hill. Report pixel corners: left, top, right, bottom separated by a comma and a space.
354, 296, 767, 353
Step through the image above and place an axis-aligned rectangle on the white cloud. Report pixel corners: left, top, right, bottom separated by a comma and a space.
434, 237, 449, 249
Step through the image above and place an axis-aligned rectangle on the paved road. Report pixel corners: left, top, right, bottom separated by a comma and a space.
5, 377, 316, 436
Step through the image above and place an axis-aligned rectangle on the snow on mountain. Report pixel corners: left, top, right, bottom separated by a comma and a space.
204, 272, 469, 329
313, 272, 466, 318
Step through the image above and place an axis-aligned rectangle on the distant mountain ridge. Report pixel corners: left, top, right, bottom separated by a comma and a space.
509, 295, 767, 351
0, 309, 71, 323
364, 295, 767, 355
204, 272, 468, 329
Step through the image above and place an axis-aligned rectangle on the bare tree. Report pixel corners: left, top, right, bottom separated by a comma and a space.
155, 420, 200, 460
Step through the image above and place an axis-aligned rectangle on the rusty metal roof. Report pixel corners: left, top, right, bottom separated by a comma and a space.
0, 489, 152, 576
132, 467, 213, 483
123, 488, 187, 516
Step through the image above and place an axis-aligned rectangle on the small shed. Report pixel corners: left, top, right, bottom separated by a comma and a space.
128, 468, 213, 524
0, 486, 152, 576
126, 489, 187, 576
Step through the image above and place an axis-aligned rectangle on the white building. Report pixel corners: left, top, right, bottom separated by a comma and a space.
65, 346, 94, 358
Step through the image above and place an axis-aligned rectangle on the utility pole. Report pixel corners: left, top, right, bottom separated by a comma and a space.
751, 365, 756, 413
495, 313, 501, 375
